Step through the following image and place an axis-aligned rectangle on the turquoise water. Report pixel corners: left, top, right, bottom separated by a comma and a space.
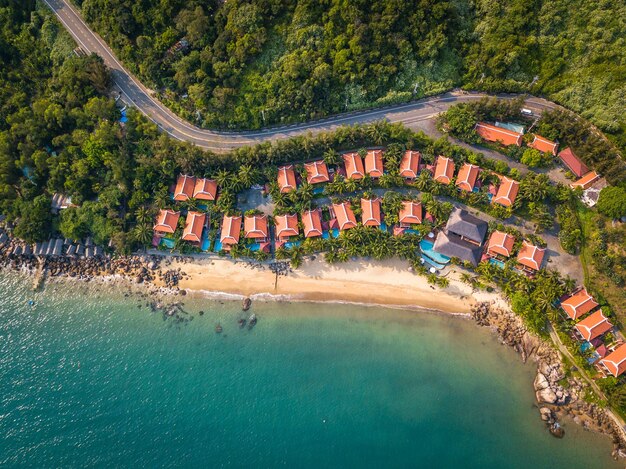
420, 239, 451, 265
0, 273, 619, 468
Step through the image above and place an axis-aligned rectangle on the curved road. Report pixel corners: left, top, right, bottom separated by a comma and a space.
44, 0, 557, 152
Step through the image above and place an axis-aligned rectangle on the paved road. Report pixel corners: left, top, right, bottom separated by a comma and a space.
43, 0, 557, 153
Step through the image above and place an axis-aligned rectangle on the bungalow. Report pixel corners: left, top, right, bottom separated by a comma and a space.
475, 122, 523, 146
275, 214, 299, 240
304, 161, 330, 185
154, 209, 180, 234
400, 150, 421, 180
575, 310, 613, 342
558, 147, 589, 178
277, 165, 297, 193
174, 174, 196, 201
529, 134, 558, 156
343, 152, 365, 180
486, 230, 515, 258
516, 241, 546, 272
302, 208, 323, 238
399, 201, 422, 227
561, 288, 599, 320
433, 208, 487, 266
571, 171, 600, 190
361, 198, 382, 227
332, 202, 357, 231
600, 344, 626, 378
492, 176, 519, 207
455, 163, 480, 192
365, 150, 384, 178
193, 178, 217, 200
220, 214, 242, 248
433, 156, 455, 185
181, 211, 206, 243
244, 214, 269, 242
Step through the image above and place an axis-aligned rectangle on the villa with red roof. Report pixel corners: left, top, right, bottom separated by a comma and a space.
304, 161, 330, 184
529, 135, 558, 155
365, 150, 384, 178
399, 201, 422, 227
475, 122, 523, 146
433, 156, 454, 184
277, 165, 297, 193
274, 214, 299, 241
244, 214, 269, 241
516, 241, 545, 272
181, 211, 206, 243
486, 231, 515, 258
400, 150, 420, 180
173, 174, 196, 201
154, 210, 180, 234
561, 288, 599, 320
302, 208, 323, 238
571, 171, 600, 190
343, 152, 365, 180
574, 310, 613, 342
361, 198, 382, 227
193, 178, 217, 200
492, 176, 519, 207
332, 202, 357, 230
600, 344, 626, 378
455, 163, 480, 192
558, 148, 589, 178
220, 214, 242, 249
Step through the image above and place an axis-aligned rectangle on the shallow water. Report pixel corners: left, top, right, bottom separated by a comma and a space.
0, 274, 619, 468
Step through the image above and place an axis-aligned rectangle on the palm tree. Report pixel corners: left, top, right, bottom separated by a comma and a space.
215, 169, 230, 189
323, 149, 341, 166
133, 222, 153, 247
135, 206, 152, 224
366, 120, 390, 145
414, 171, 432, 192
238, 164, 255, 188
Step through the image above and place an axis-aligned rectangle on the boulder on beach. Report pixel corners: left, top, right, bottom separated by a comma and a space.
536, 387, 558, 404
533, 372, 550, 391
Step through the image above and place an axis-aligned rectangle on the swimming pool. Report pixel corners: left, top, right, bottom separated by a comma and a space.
421, 256, 446, 270
200, 236, 211, 252
213, 240, 223, 252
160, 238, 175, 249
419, 240, 450, 265
489, 258, 506, 269
283, 241, 301, 249
580, 341, 592, 353
313, 186, 325, 195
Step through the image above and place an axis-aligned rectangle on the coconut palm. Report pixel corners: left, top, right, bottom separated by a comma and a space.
133, 222, 153, 247
135, 206, 152, 224
238, 164, 256, 188
214, 169, 230, 189
323, 149, 341, 166
414, 171, 432, 192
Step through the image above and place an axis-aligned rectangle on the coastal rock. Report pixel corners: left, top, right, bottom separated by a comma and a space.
533, 373, 550, 391
539, 407, 553, 422
549, 422, 565, 438
536, 387, 558, 404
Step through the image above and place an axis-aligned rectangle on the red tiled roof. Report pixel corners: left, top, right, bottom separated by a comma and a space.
456, 163, 480, 192
153, 210, 180, 234
360, 198, 382, 226
561, 288, 599, 320
492, 176, 519, 207
193, 178, 217, 200
365, 150, 384, 178
516, 241, 546, 271
487, 231, 515, 257
332, 202, 357, 230
244, 214, 269, 239
558, 148, 589, 178
302, 209, 323, 238
399, 201, 422, 225
475, 122, 523, 146
275, 214, 299, 239
220, 215, 242, 246
571, 171, 600, 190
343, 152, 365, 180
304, 161, 330, 185
277, 165, 297, 193
529, 135, 558, 155
601, 344, 626, 378
400, 150, 420, 179
575, 310, 613, 342
173, 174, 196, 201
434, 156, 454, 184
181, 211, 206, 242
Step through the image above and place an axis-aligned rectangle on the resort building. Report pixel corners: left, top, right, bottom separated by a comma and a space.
433, 156, 455, 185
277, 165, 297, 193
361, 198, 382, 227
516, 241, 546, 272
529, 134, 558, 155
154, 210, 180, 234
558, 147, 589, 178
398, 201, 422, 227
433, 208, 487, 266
574, 310, 613, 342
561, 288, 599, 320
220, 214, 242, 248
455, 163, 480, 192
332, 202, 357, 231
302, 208, 323, 238
193, 178, 217, 200
365, 150, 384, 178
304, 161, 330, 185
492, 176, 519, 207
486, 230, 515, 258
343, 152, 365, 180
173, 174, 196, 201
181, 211, 206, 243
274, 214, 299, 241
600, 344, 626, 378
475, 122, 523, 146
244, 214, 269, 242
571, 171, 600, 190
400, 150, 420, 180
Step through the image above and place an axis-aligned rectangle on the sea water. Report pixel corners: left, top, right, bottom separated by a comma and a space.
0, 273, 620, 468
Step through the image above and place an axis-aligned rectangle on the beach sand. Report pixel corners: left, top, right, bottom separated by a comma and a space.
155, 256, 506, 314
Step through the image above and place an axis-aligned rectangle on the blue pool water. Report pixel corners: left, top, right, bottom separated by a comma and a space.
313, 186, 325, 195
421, 256, 446, 270
200, 236, 211, 252
283, 241, 302, 249
160, 238, 175, 249
403, 228, 421, 235
580, 341, 592, 353
489, 258, 506, 269
419, 240, 451, 265
213, 239, 223, 252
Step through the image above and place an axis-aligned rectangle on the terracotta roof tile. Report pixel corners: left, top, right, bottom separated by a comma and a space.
561, 288, 599, 320
277, 165, 297, 193
154, 210, 180, 234
304, 161, 330, 184
343, 152, 365, 180
475, 122, 523, 146
434, 156, 454, 184
400, 150, 420, 179
516, 241, 545, 271
487, 231, 515, 257
181, 211, 206, 242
